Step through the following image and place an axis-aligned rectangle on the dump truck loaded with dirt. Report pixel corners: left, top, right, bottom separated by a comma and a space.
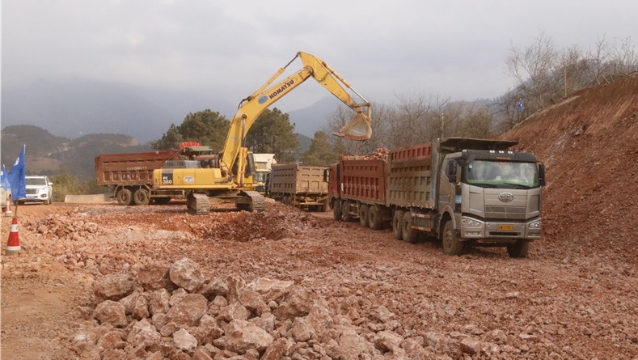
267, 163, 329, 212
328, 137, 545, 257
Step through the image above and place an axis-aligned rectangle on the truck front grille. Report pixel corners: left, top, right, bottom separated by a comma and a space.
484, 206, 526, 220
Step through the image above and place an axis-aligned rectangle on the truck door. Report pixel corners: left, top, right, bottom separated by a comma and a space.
439, 155, 460, 213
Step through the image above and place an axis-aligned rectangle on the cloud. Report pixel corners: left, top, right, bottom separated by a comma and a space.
3, 0, 636, 110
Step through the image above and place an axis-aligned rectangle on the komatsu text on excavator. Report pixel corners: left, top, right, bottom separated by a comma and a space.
152, 51, 372, 214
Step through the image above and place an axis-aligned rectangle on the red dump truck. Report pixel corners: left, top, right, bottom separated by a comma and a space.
326, 137, 545, 257
95, 150, 186, 206
267, 164, 329, 212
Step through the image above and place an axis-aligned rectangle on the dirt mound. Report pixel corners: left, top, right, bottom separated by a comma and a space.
501, 76, 638, 262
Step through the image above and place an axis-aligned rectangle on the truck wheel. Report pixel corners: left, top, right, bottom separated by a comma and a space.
358, 204, 369, 227
333, 200, 342, 221
392, 210, 404, 240
442, 221, 464, 255
116, 189, 133, 206
341, 201, 353, 222
133, 188, 150, 206
369, 206, 384, 230
402, 212, 419, 243
507, 240, 529, 258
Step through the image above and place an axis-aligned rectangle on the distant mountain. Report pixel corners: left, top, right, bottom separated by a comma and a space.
288, 96, 342, 137
1, 78, 338, 143
0, 125, 153, 179
1, 124, 314, 181
2, 79, 236, 144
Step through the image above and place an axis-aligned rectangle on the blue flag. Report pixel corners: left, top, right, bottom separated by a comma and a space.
517, 98, 524, 113
1, 164, 11, 190
8, 145, 27, 201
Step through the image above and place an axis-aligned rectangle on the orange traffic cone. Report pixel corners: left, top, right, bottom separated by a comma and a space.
5, 216, 20, 255
4, 199, 12, 217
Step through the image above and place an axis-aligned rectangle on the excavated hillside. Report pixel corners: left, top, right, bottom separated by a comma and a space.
502, 76, 638, 262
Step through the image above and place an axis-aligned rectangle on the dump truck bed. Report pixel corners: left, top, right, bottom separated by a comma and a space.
387, 143, 435, 209
268, 164, 328, 194
95, 151, 177, 186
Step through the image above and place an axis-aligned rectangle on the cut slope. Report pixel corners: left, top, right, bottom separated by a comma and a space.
501, 76, 638, 261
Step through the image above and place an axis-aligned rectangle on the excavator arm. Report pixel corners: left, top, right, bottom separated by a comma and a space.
219, 51, 372, 176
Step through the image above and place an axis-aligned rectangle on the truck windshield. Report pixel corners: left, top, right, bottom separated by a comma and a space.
254, 172, 268, 182
466, 160, 538, 188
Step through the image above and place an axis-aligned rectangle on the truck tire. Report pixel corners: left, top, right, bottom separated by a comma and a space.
369, 206, 384, 230
116, 188, 133, 206
507, 240, 529, 258
333, 199, 342, 221
392, 210, 404, 240
341, 201, 353, 222
402, 212, 419, 243
442, 220, 464, 256
133, 188, 150, 206
358, 204, 369, 227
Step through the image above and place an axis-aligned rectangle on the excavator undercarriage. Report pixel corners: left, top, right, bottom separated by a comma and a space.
187, 190, 265, 215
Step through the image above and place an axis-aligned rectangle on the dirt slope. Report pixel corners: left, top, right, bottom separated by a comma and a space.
501, 76, 638, 262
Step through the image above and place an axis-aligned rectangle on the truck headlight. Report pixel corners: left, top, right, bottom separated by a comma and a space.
462, 218, 482, 228
528, 220, 542, 229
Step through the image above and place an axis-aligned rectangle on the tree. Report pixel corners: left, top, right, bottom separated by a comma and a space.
506, 32, 559, 111
244, 108, 299, 163
302, 131, 339, 166
151, 124, 183, 151
151, 110, 230, 151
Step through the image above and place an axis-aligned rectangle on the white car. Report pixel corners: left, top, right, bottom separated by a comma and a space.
22, 176, 53, 205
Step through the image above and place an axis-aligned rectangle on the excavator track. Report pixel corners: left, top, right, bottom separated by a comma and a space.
187, 193, 210, 215
237, 191, 265, 212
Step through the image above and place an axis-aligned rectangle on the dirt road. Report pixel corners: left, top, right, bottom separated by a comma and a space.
2, 201, 637, 359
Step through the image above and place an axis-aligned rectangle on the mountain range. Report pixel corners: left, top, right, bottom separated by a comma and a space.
2, 78, 342, 144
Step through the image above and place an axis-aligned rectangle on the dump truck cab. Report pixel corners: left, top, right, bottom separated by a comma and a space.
436, 138, 545, 257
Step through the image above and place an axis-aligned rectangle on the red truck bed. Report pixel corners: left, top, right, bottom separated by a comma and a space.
95, 151, 177, 186
340, 156, 386, 205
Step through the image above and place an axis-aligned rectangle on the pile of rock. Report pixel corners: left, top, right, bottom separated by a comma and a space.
26, 214, 101, 241
70, 258, 440, 359
362, 147, 390, 161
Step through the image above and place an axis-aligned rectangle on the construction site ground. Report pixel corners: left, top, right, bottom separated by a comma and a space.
1, 198, 637, 360
2, 77, 638, 359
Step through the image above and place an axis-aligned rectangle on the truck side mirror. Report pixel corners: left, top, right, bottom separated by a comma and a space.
446, 161, 457, 183
538, 163, 546, 187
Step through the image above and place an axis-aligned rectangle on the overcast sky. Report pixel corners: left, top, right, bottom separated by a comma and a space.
3, 0, 636, 111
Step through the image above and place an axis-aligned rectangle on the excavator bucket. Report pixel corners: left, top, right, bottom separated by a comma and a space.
333, 112, 372, 141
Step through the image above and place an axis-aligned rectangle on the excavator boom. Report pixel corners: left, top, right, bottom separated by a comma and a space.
220, 51, 372, 175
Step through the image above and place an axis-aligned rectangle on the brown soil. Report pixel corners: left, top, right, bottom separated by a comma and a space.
2, 76, 638, 359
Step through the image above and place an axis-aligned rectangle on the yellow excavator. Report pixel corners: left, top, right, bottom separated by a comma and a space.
152, 51, 372, 214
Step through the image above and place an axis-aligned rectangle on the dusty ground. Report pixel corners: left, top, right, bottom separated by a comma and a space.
1, 199, 637, 360
2, 78, 638, 360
